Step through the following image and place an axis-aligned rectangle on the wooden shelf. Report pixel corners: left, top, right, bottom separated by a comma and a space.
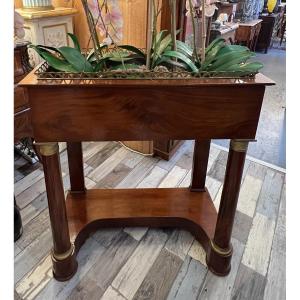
66, 188, 217, 252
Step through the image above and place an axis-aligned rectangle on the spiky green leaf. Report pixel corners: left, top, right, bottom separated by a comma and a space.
29, 45, 78, 72
118, 45, 146, 58
162, 50, 198, 72
57, 46, 93, 72
67, 33, 81, 52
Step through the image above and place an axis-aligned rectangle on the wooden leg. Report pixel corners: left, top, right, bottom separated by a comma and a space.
67, 142, 85, 193
190, 139, 211, 191
36, 142, 78, 281
207, 139, 249, 276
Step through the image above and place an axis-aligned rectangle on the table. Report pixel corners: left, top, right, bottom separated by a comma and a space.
235, 19, 262, 51
20, 70, 274, 281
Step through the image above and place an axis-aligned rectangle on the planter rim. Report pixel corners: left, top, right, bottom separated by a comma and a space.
20, 63, 275, 88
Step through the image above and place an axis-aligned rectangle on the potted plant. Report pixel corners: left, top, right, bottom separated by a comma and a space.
28, 0, 264, 78
20, 0, 274, 281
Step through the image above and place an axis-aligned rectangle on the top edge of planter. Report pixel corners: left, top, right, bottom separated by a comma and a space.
19, 63, 275, 88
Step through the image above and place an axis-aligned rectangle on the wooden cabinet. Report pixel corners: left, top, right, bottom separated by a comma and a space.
14, 43, 33, 143
235, 19, 262, 51
256, 13, 283, 53
153, 140, 184, 161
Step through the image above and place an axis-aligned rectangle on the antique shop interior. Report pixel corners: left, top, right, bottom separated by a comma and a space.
13, 0, 286, 299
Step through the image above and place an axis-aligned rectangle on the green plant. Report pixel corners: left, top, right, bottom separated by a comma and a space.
200, 37, 263, 75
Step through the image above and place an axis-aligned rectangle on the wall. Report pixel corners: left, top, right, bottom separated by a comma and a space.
15, 0, 150, 48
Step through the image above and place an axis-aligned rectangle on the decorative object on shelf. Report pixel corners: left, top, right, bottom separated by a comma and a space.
22, 0, 53, 11
241, 0, 254, 22
240, 0, 262, 22
267, 0, 277, 14
253, 0, 262, 19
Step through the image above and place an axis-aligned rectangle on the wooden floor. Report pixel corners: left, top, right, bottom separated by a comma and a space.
14, 141, 286, 300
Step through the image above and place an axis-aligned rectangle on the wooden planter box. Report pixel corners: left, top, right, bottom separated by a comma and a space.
20, 69, 274, 281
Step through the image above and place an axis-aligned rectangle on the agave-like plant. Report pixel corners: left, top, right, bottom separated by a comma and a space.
200, 37, 263, 76
30, 33, 263, 77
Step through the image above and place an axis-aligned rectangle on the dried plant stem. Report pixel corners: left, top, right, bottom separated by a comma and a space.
201, 0, 206, 62
146, 0, 154, 70
81, 0, 101, 61
151, 0, 162, 69
170, 0, 177, 52
188, 0, 200, 65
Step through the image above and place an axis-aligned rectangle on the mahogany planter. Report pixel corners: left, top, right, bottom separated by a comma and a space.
20, 69, 274, 281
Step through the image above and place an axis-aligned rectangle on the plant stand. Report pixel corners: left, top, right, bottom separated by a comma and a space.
20, 70, 274, 281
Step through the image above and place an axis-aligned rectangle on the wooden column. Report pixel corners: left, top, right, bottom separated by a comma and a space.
67, 142, 85, 192
207, 139, 249, 276
190, 139, 211, 191
36, 142, 78, 281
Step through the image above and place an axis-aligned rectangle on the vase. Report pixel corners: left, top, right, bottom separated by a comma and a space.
253, 0, 262, 19
22, 0, 53, 10
267, 0, 277, 13
241, 0, 254, 22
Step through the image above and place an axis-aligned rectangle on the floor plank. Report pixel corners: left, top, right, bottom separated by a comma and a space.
136, 165, 168, 188
241, 213, 276, 276
95, 162, 132, 188
271, 183, 286, 255
178, 170, 191, 187
116, 156, 159, 188
263, 184, 286, 300
86, 142, 122, 169
256, 169, 284, 220
206, 176, 222, 200
14, 244, 22, 257
263, 249, 285, 300
101, 286, 127, 300
133, 248, 183, 300
16, 255, 52, 300
14, 168, 44, 197
67, 231, 138, 299
207, 151, 228, 183
232, 211, 253, 244
16, 209, 50, 250
159, 165, 188, 188
188, 239, 207, 266
112, 229, 168, 299
165, 229, 194, 261
88, 147, 129, 182
167, 256, 207, 300
231, 264, 267, 300
237, 174, 263, 218
123, 228, 148, 241
14, 229, 52, 284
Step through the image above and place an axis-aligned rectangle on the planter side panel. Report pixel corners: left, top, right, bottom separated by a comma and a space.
27, 85, 265, 142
